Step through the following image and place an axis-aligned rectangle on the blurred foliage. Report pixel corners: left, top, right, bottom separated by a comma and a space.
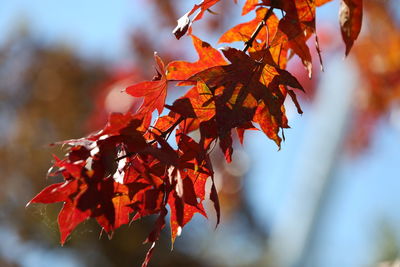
347, 0, 400, 152
375, 222, 400, 264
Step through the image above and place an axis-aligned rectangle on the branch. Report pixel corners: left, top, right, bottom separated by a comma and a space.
243, 7, 275, 53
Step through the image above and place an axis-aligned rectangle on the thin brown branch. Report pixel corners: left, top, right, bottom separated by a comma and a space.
243, 7, 275, 53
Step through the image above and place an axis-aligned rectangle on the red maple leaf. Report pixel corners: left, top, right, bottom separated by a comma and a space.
340, 0, 363, 56
126, 53, 168, 116
167, 35, 227, 83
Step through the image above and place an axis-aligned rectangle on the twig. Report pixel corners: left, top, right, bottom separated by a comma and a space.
243, 8, 275, 53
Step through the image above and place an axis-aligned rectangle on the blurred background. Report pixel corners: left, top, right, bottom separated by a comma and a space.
0, 0, 399, 266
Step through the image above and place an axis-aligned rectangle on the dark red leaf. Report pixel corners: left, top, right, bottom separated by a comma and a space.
340, 0, 363, 56
58, 202, 91, 245
28, 180, 78, 205
126, 53, 168, 115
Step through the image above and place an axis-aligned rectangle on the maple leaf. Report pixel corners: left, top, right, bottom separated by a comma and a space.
29, 165, 135, 243
236, 121, 258, 144
187, 47, 303, 149
28, 180, 79, 205
176, 130, 212, 173
176, 131, 216, 205
97, 112, 144, 137
58, 202, 91, 245
339, 0, 363, 56
242, 0, 259, 15
68, 178, 133, 239
28, 111, 156, 243
126, 53, 168, 116
167, 81, 215, 130
168, 185, 207, 244
173, 0, 222, 39
219, 7, 279, 46
188, 0, 222, 22
253, 49, 304, 145
166, 131, 220, 242
316, 0, 334, 6
173, 12, 191, 40
268, 3, 313, 77
81, 179, 133, 233
259, 0, 325, 76
167, 35, 227, 83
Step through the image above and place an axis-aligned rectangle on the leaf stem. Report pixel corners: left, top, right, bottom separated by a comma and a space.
243, 7, 275, 53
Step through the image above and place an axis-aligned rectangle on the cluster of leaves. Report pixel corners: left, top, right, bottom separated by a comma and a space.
347, 0, 399, 152
28, 0, 363, 266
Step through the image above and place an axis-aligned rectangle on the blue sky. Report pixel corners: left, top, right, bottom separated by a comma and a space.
0, 0, 141, 60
